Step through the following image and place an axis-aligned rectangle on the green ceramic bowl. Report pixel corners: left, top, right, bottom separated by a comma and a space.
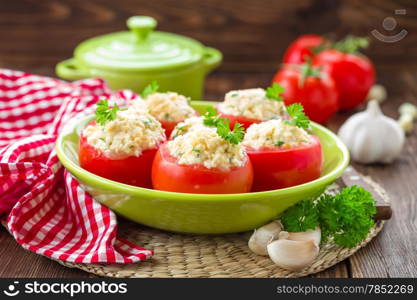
56, 101, 349, 234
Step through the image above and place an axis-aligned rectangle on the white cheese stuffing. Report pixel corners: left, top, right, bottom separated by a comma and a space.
218, 88, 287, 121
130, 98, 148, 112
242, 119, 312, 150
83, 106, 165, 159
170, 116, 205, 138
167, 126, 246, 169
145, 92, 196, 122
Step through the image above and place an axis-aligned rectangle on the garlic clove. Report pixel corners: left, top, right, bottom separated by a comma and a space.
286, 227, 321, 246
267, 239, 319, 271
278, 230, 289, 240
399, 102, 417, 120
248, 220, 282, 256
367, 84, 387, 103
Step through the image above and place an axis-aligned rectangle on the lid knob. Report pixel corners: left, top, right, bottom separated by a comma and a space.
127, 16, 157, 42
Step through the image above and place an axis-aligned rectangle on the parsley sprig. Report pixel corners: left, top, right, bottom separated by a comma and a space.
203, 107, 244, 145
203, 107, 221, 127
265, 83, 285, 101
285, 103, 310, 129
95, 99, 119, 126
141, 81, 159, 98
281, 186, 376, 248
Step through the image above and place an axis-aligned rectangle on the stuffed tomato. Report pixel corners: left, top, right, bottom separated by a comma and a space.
142, 91, 197, 137
79, 101, 166, 188
152, 120, 253, 194
217, 87, 287, 130
242, 119, 322, 191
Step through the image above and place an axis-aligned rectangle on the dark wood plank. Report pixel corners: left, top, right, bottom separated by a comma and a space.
0, 0, 417, 73
0, 227, 92, 278
311, 262, 349, 278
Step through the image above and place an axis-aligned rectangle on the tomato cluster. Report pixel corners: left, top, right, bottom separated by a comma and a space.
274, 35, 375, 123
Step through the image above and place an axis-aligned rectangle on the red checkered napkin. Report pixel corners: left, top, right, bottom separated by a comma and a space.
0, 69, 153, 263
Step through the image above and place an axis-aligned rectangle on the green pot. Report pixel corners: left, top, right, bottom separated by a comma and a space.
56, 101, 349, 234
56, 16, 222, 99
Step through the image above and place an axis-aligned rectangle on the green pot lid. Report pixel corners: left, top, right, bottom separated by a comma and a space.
74, 16, 205, 72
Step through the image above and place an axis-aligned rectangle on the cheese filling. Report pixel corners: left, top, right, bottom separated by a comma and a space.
83, 107, 165, 159
167, 126, 246, 169
145, 92, 196, 122
170, 116, 205, 139
218, 88, 287, 121
242, 119, 312, 150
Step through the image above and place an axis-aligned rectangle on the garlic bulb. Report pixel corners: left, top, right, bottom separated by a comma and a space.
267, 239, 319, 271
338, 100, 405, 164
248, 220, 282, 256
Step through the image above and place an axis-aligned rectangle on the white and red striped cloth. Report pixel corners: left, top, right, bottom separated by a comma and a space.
0, 69, 153, 263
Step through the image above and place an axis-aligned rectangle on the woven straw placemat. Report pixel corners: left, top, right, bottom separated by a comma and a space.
54, 175, 388, 278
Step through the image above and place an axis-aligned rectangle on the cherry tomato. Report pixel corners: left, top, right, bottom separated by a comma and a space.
272, 64, 339, 124
314, 49, 375, 110
79, 133, 159, 188
283, 34, 325, 64
246, 136, 322, 192
152, 144, 253, 194
217, 110, 262, 130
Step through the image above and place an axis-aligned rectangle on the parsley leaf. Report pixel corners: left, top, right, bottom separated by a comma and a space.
318, 186, 376, 247
275, 140, 285, 147
203, 107, 221, 127
218, 121, 245, 145
285, 103, 310, 129
95, 99, 119, 126
265, 82, 285, 101
281, 200, 319, 232
203, 107, 244, 144
141, 81, 159, 98
280, 186, 376, 248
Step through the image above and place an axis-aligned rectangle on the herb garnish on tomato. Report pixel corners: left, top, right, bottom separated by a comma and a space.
203, 107, 245, 144
141, 80, 159, 98
265, 82, 285, 101
95, 99, 119, 126
284, 103, 310, 129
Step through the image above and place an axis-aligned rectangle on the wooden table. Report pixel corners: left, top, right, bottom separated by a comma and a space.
1, 0, 416, 278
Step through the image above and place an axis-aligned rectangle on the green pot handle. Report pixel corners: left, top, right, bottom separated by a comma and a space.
56, 58, 91, 81
203, 47, 222, 74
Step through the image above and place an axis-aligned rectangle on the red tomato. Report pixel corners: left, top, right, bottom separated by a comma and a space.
314, 49, 375, 110
283, 34, 325, 64
152, 144, 253, 194
159, 113, 199, 138
79, 133, 159, 188
159, 120, 178, 138
246, 136, 322, 192
217, 110, 261, 130
272, 65, 339, 124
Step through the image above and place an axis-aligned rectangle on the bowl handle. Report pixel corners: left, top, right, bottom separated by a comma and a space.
56, 58, 91, 81
202, 47, 222, 74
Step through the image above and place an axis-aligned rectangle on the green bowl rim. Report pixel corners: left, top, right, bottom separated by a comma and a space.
56, 100, 350, 202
